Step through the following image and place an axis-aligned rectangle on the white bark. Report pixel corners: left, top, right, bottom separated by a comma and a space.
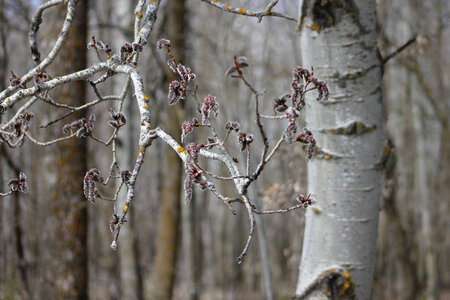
296, 0, 384, 299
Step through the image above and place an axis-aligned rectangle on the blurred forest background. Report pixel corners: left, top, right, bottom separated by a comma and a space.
0, 0, 449, 299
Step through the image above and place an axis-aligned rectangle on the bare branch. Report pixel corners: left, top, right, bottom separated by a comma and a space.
1, 62, 110, 110
24, 131, 76, 146
0, 191, 13, 197
237, 194, 255, 264
200, 0, 296, 23
253, 204, 303, 215
382, 34, 417, 65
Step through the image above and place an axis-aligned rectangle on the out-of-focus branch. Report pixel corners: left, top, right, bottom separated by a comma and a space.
1, 0, 77, 101
200, 0, 296, 23
0, 191, 13, 197
382, 34, 417, 65
39, 95, 121, 128
29, 0, 65, 64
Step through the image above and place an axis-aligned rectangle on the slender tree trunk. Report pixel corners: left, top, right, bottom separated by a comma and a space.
47, 1, 89, 298
182, 189, 202, 300
295, 1, 384, 299
250, 187, 274, 300
0, 0, 6, 89
150, 138, 182, 299
150, 1, 186, 299
411, 73, 438, 300
380, 146, 420, 300
13, 193, 30, 299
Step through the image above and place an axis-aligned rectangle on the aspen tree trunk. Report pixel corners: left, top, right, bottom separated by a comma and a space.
150, 1, 186, 299
295, 1, 384, 299
47, 0, 89, 298
182, 189, 201, 300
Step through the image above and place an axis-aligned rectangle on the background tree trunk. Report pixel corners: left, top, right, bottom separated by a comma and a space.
47, 1, 89, 298
295, 0, 384, 299
376, 0, 448, 298
150, 0, 186, 299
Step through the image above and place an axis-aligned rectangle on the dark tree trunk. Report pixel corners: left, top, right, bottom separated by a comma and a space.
47, 1, 89, 298
150, 0, 186, 299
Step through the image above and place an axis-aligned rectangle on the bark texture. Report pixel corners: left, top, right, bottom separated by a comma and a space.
295, 0, 384, 299
47, 1, 89, 298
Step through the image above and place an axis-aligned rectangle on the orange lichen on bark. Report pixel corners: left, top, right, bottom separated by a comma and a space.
238, 8, 246, 14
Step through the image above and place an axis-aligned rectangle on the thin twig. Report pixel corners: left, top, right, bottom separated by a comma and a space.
237, 194, 255, 264
382, 34, 417, 65
200, 0, 296, 23
89, 129, 119, 146
264, 136, 285, 163
253, 204, 303, 214
0, 191, 13, 197
260, 114, 286, 119
24, 131, 75, 146
39, 95, 121, 128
